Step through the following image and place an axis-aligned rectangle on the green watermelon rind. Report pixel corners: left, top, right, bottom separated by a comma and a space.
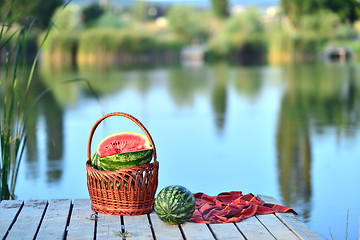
91, 149, 153, 171
154, 185, 196, 225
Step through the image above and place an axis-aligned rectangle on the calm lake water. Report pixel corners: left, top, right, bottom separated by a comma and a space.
15, 60, 360, 239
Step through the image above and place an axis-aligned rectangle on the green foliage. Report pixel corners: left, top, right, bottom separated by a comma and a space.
166, 5, 212, 43
0, 0, 64, 29
79, 29, 148, 55
40, 4, 81, 65
81, 3, 104, 27
41, 31, 78, 64
78, 27, 184, 55
0, 1, 90, 200
210, 0, 228, 19
281, 0, 322, 26
266, 9, 356, 61
132, 1, 150, 22
322, 0, 360, 24
266, 21, 295, 61
15, 1, 358, 65
32, 0, 64, 29
205, 7, 266, 61
295, 11, 340, 55
0, 7, 39, 200
91, 10, 130, 29
52, 4, 82, 32
281, 0, 360, 26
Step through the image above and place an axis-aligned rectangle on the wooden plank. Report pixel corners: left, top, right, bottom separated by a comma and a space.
258, 195, 322, 240
0, 196, 320, 240
6, 200, 47, 240
123, 214, 153, 239
67, 199, 95, 240
235, 216, 275, 240
208, 223, 245, 240
149, 211, 183, 240
181, 221, 214, 240
275, 213, 322, 240
36, 199, 72, 240
96, 213, 121, 240
256, 214, 299, 240
0, 200, 24, 239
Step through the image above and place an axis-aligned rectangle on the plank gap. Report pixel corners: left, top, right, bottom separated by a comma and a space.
233, 222, 248, 240
2, 200, 24, 240
255, 215, 278, 239
146, 213, 157, 240
32, 200, 49, 240
274, 213, 303, 240
120, 215, 125, 240
62, 200, 74, 240
94, 212, 98, 240
120, 215, 125, 233
206, 224, 218, 240
178, 224, 187, 240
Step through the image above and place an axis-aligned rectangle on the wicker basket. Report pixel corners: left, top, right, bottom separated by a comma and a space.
86, 112, 159, 215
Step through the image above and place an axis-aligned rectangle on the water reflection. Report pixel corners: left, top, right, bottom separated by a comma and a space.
167, 65, 208, 108
276, 61, 360, 221
276, 86, 312, 219
24, 97, 40, 180
77, 64, 128, 96
43, 92, 64, 184
27, 61, 360, 189
14, 60, 360, 239
211, 63, 228, 135
233, 65, 262, 100
23, 64, 69, 184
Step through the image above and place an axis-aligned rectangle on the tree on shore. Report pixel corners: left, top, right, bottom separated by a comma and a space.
0, 0, 63, 29
324, 0, 360, 24
281, 0, 360, 26
81, 2, 104, 26
211, 0, 228, 19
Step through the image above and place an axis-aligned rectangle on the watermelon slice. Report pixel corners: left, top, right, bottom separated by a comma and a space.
96, 131, 151, 157
91, 132, 153, 171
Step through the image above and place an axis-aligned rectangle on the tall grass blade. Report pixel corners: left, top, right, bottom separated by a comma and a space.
345, 208, 349, 240
1, 0, 76, 200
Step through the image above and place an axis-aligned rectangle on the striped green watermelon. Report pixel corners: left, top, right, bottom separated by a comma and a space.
91, 132, 153, 171
154, 185, 195, 224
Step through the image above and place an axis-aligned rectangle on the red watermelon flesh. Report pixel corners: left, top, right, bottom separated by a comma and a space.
97, 132, 151, 158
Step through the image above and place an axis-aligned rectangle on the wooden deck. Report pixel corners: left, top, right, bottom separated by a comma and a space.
0, 196, 321, 240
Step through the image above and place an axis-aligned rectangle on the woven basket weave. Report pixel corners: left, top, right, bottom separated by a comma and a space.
86, 112, 158, 215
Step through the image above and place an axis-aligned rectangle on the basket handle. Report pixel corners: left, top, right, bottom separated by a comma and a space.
87, 112, 157, 163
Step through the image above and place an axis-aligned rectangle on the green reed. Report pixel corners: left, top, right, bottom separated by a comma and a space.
329, 208, 350, 240
0, 1, 33, 200
0, 1, 78, 200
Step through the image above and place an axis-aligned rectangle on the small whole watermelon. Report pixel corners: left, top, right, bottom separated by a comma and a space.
154, 185, 195, 225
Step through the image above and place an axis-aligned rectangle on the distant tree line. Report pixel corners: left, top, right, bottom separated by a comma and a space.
281, 0, 360, 25
210, 0, 360, 25
2, 0, 360, 29
2, 0, 360, 64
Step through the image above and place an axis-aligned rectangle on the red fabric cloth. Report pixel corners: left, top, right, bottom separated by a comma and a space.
189, 191, 297, 224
